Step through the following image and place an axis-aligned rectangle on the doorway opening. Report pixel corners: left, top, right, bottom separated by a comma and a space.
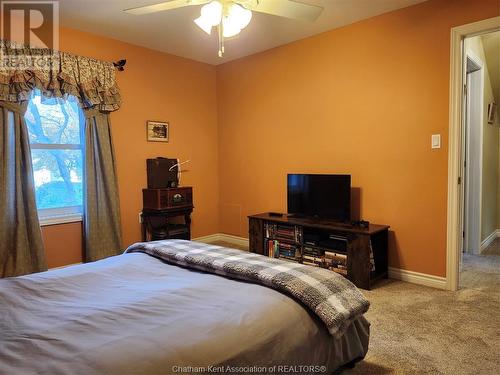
447, 17, 500, 291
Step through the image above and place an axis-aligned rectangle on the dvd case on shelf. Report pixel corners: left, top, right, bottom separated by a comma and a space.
264, 222, 351, 279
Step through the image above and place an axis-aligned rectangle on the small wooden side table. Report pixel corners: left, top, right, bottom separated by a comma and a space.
141, 206, 193, 242
141, 186, 194, 242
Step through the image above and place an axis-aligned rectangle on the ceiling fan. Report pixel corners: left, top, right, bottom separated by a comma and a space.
124, 0, 324, 57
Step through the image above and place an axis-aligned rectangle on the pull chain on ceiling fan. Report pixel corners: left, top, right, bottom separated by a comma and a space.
124, 0, 324, 57
193, 1, 253, 57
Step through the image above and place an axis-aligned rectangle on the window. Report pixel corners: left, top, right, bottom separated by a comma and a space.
25, 90, 84, 225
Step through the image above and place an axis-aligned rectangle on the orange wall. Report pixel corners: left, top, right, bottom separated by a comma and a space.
42, 27, 219, 267
42, 222, 83, 269
216, 0, 500, 277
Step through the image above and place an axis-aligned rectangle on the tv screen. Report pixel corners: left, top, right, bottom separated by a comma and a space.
287, 174, 351, 222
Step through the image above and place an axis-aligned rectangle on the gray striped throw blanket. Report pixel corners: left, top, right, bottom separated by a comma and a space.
125, 240, 370, 337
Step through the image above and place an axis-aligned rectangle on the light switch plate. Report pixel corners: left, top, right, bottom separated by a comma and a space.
432, 134, 441, 149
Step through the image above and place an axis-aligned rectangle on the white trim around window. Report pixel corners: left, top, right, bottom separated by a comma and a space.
30, 143, 82, 150
38, 206, 83, 226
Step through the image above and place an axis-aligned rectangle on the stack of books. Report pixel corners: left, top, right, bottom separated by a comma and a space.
267, 240, 279, 258
302, 246, 323, 267
265, 223, 302, 243
278, 242, 300, 261
324, 251, 348, 275
266, 240, 300, 261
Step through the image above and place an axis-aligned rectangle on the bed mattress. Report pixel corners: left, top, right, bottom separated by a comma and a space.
0, 251, 369, 374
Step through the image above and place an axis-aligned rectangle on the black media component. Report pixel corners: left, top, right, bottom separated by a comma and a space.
287, 174, 351, 222
352, 220, 370, 229
318, 234, 349, 252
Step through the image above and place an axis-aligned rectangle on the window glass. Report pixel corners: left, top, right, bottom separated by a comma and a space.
30, 149, 83, 209
25, 90, 84, 216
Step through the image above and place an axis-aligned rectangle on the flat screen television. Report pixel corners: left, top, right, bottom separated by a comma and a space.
287, 174, 351, 222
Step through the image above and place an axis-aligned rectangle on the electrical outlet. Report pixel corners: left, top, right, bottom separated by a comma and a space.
138, 212, 143, 224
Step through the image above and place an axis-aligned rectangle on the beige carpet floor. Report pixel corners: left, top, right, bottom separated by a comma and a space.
211, 240, 500, 375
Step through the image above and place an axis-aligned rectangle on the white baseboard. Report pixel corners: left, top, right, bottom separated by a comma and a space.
480, 229, 500, 252
192, 233, 225, 243
193, 233, 249, 248
388, 267, 447, 290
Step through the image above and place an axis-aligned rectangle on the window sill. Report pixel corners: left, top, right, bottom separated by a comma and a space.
39, 213, 83, 227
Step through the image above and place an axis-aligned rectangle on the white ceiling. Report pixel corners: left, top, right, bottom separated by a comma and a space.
60, 0, 427, 65
481, 31, 500, 105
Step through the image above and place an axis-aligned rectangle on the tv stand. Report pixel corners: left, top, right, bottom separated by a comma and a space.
248, 212, 389, 289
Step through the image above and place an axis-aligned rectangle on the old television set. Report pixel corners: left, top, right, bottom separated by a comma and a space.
147, 157, 178, 188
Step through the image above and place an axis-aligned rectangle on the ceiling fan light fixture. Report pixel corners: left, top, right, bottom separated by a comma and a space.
228, 3, 252, 30
201, 1, 223, 26
126, 0, 325, 58
194, 0, 223, 34
222, 15, 241, 38
222, 3, 252, 38
194, 16, 213, 34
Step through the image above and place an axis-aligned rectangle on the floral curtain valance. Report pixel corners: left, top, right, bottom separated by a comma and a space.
0, 40, 121, 112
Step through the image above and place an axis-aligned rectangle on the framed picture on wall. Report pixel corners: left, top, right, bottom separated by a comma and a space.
147, 121, 169, 142
487, 103, 497, 125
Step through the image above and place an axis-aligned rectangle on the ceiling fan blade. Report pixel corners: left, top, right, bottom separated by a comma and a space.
124, 0, 209, 15
247, 0, 323, 22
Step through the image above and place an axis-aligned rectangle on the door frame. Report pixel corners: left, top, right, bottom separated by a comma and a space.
447, 16, 500, 291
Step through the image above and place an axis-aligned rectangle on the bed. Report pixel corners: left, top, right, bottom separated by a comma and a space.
0, 240, 370, 374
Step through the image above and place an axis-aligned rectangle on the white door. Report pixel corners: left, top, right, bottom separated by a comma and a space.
463, 57, 483, 255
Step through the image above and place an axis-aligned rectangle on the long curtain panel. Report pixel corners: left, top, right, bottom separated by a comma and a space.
84, 108, 122, 262
0, 101, 46, 277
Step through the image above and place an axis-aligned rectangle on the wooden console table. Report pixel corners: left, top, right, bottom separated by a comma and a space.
248, 212, 389, 289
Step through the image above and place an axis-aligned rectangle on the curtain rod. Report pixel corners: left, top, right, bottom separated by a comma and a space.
113, 59, 126, 71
